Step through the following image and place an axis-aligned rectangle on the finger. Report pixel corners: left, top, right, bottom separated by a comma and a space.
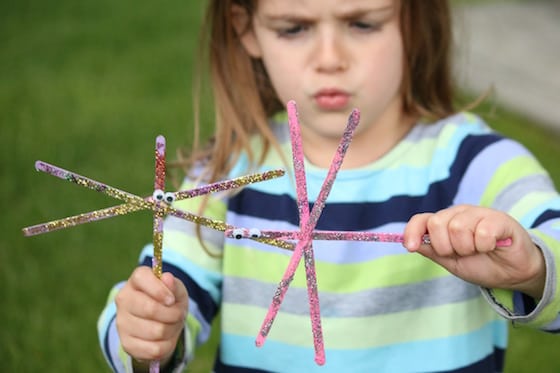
474, 211, 516, 252
425, 209, 457, 257
446, 209, 485, 256
130, 266, 175, 306
162, 272, 189, 307
121, 333, 178, 361
121, 313, 182, 342
131, 292, 186, 323
403, 213, 432, 252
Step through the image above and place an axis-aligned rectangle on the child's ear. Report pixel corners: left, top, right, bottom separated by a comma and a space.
231, 4, 262, 58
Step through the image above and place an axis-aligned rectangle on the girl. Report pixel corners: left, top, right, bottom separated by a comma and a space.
98, 0, 560, 372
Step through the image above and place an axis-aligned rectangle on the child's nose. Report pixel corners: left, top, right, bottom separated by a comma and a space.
313, 31, 348, 73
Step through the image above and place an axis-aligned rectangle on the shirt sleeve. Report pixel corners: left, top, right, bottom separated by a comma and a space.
97, 176, 227, 372
469, 136, 560, 331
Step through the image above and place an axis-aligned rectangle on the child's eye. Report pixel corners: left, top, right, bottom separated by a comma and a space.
350, 21, 381, 32
277, 24, 308, 38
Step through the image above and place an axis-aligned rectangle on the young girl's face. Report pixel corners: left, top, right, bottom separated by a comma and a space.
239, 0, 407, 159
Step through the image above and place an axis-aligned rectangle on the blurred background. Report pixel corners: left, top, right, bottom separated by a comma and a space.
1, 1, 559, 372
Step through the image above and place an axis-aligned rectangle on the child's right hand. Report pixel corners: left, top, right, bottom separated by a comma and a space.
115, 266, 189, 366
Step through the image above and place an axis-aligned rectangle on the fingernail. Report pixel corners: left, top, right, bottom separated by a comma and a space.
404, 240, 417, 251
164, 296, 175, 306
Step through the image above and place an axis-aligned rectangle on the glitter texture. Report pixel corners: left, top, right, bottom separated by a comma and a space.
225, 229, 512, 248
23, 134, 289, 373
255, 101, 359, 365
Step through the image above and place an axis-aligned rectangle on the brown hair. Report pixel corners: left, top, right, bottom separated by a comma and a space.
185, 0, 456, 181
400, 0, 454, 119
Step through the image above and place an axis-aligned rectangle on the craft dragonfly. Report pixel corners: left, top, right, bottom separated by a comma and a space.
22, 135, 288, 372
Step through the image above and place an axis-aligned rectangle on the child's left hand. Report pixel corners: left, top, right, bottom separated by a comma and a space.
403, 204, 546, 299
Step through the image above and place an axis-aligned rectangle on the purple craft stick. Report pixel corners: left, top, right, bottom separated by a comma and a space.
256, 101, 360, 365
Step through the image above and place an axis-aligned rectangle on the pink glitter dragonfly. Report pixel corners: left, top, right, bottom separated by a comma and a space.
224, 101, 512, 366
225, 100, 361, 366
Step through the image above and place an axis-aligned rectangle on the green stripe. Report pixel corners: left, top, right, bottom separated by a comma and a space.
481, 156, 546, 207
221, 296, 497, 349
528, 230, 560, 328
509, 192, 559, 220
185, 312, 201, 356
174, 180, 227, 220
164, 230, 222, 273
224, 246, 452, 292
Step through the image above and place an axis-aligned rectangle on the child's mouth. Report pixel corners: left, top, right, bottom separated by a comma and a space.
314, 89, 350, 110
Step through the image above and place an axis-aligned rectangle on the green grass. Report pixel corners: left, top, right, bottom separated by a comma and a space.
1, 1, 559, 372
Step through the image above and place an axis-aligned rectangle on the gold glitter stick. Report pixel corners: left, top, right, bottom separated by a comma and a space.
22, 166, 285, 237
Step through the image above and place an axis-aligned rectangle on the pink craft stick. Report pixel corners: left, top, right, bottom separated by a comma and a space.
256, 102, 360, 365
150, 135, 166, 373
152, 135, 166, 279
227, 229, 512, 247
256, 101, 313, 348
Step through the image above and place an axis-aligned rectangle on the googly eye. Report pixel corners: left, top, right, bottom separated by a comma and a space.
232, 228, 244, 240
164, 192, 175, 204
152, 189, 164, 201
248, 228, 261, 238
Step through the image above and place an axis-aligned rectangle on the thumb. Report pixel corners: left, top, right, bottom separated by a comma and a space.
161, 272, 188, 305
160, 272, 176, 305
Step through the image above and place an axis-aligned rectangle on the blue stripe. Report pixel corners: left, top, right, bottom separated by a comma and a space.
225, 213, 409, 263
219, 321, 506, 372
97, 293, 119, 346
229, 134, 503, 230
242, 116, 496, 204
103, 315, 118, 373
214, 350, 505, 373
532, 209, 560, 228
140, 244, 222, 304
139, 257, 219, 325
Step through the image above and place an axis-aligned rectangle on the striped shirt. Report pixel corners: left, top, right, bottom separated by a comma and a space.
98, 112, 560, 372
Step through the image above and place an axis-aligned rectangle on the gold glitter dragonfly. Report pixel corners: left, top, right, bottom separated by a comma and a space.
22, 136, 291, 251
22, 135, 292, 372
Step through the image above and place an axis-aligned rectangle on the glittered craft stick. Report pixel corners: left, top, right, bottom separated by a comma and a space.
23, 166, 285, 237
34, 161, 152, 207
174, 169, 285, 200
226, 229, 513, 247
167, 207, 295, 251
25, 157, 293, 252
152, 135, 167, 279
149, 136, 167, 373
256, 101, 360, 365
22, 203, 146, 236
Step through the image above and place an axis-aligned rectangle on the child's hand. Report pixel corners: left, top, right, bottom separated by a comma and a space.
115, 266, 188, 366
403, 205, 546, 299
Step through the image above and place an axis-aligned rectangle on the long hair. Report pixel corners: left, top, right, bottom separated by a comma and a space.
185, 0, 456, 182
400, 0, 454, 119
